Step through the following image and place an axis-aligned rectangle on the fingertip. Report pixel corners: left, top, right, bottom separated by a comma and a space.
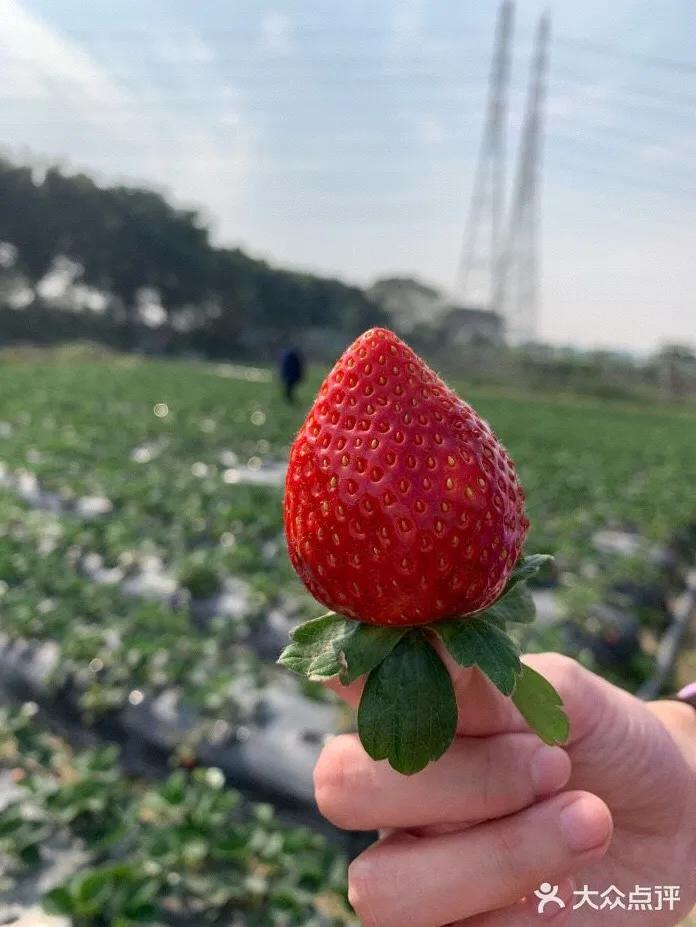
313, 733, 366, 829
558, 792, 613, 855
530, 745, 571, 797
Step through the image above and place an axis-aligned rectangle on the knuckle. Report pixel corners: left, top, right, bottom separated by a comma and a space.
537, 651, 579, 681
348, 855, 384, 927
555, 653, 583, 682
488, 816, 552, 899
481, 734, 537, 815
534, 653, 600, 735
313, 735, 363, 828
479, 736, 496, 815
488, 822, 529, 892
531, 652, 585, 704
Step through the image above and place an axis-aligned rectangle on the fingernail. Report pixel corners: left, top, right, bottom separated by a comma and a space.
531, 745, 571, 796
560, 795, 612, 853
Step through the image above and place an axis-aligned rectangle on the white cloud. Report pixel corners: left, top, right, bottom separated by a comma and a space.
260, 12, 294, 55
547, 81, 614, 128
153, 34, 215, 65
542, 221, 696, 351
0, 0, 251, 235
0, 0, 131, 130
387, 0, 427, 56
385, 0, 454, 63
639, 135, 696, 171
416, 116, 447, 146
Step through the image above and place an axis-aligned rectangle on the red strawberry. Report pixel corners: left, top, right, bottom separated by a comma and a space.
284, 328, 529, 627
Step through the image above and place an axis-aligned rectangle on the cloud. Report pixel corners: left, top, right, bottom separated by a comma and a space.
415, 116, 447, 146
546, 81, 615, 129
260, 11, 294, 55
542, 221, 696, 351
153, 34, 215, 65
0, 0, 251, 225
385, 0, 454, 63
0, 0, 130, 128
639, 135, 696, 172
387, 0, 427, 56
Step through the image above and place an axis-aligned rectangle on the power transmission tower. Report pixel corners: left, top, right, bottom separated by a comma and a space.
500, 11, 551, 344
454, 1, 514, 312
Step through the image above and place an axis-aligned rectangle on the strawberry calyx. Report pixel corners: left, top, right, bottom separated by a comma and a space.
278, 553, 569, 775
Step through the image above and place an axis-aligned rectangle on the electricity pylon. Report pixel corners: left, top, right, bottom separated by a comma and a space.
454, 0, 514, 313
501, 11, 551, 344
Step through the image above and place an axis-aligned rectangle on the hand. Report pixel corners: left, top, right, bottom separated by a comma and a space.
314, 653, 696, 926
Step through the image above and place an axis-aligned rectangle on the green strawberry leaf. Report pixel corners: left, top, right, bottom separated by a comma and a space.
504, 554, 554, 595
479, 582, 536, 626
278, 612, 405, 684
512, 663, 570, 745
357, 631, 457, 775
278, 612, 348, 680
335, 623, 407, 685
432, 616, 522, 695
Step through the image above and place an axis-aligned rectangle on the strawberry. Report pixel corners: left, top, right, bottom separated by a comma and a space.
281, 329, 565, 774
284, 327, 529, 627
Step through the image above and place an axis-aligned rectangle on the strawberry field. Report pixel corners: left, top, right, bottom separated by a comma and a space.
0, 349, 695, 924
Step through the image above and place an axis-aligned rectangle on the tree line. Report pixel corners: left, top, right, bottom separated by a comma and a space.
0, 157, 384, 358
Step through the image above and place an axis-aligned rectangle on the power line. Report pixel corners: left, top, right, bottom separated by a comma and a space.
554, 67, 696, 111
39, 25, 492, 40
555, 35, 696, 77
0, 49, 491, 67
18, 23, 696, 76
0, 88, 490, 107
550, 157, 696, 200
549, 130, 695, 180
0, 85, 693, 121
551, 77, 696, 121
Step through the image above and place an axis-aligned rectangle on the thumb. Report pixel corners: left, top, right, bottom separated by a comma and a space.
524, 653, 690, 826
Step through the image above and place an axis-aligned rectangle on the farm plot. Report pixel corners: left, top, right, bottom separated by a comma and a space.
1, 354, 693, 678
0, 703, 354, 926
0, 355, 695, 705
0, 352, 694, 922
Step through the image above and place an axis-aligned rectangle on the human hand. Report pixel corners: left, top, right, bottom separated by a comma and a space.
314, 653, 696, 927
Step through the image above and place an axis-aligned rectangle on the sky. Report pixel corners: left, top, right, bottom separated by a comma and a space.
1, 0, 695, 352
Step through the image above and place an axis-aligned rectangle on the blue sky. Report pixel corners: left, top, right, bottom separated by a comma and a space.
1, 0, 694, 351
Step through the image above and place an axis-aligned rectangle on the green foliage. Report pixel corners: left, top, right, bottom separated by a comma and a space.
433, 617, 522, 695
480, 584, 536, 625
511, 664, 571, 746
357, 632, 458, 775
0, 156, 384, 354
0, 706, 354, 926
45, 863, 159, 926
503, 554, 555, 595
177, 554, 223, 599
279, 613, 405, 684
278, 613, 351, 680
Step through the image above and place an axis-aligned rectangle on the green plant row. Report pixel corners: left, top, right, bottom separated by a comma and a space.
0, 490, 275, 722
0, 703, 355, 927
0, 356, 693, 701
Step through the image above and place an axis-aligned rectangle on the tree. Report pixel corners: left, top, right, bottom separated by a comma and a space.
0, 156, 385, 357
